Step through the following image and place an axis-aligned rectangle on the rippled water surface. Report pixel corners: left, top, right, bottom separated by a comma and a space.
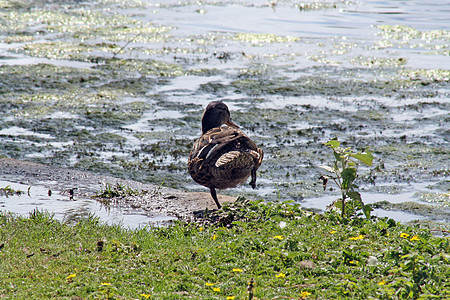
0, 0, 448, 225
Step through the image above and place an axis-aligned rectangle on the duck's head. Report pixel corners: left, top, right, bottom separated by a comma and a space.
201, 101, 239, 134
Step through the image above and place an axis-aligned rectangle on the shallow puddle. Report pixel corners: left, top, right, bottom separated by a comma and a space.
0, 0, 448, 226
0, 180, 175, 229
302, 182, 449, 223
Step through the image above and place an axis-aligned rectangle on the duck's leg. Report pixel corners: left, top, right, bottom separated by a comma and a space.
249, 167, 257, 189
209, 187, 221, 209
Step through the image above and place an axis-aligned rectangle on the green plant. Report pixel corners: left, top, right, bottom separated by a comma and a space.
320, 138, 374, 219
93, 183, 144, 204
0, 186, 24, 197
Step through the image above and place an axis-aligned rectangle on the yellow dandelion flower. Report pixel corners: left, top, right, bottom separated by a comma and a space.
213, 287, 221, 292
232, 268, 243, 272
275, 272, 286, 278
199, 227, 204, 232
330, 230, 337, 234
66, 273, 76, 280
400, 233, 410, 238
410, 235, 420, 241
140, 294, 151, 299
212, 234, 216, 241
349, 235, 365, 240
205, 282, 215, 286
378, 280, 386, 285
301, 291, 312, 298
273, 235, 284, 240
101, 282, 111, 286
226, 297, 236, 300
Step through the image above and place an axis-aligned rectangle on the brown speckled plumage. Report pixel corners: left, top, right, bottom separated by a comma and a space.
188, 101, 263, 209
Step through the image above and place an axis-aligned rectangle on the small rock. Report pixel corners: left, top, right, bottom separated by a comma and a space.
367, 255, 378, 266
298, 260, 316, 269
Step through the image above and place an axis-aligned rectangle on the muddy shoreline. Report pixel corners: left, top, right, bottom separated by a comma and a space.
0, 157, 235, 220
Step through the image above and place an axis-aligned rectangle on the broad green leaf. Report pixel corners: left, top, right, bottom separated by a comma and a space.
333, 150, 344, 162
341, 167, 357, 189
351, 150, 374, 166
362, 204, 373, 219
347, 191, 362, 202
325, 139, 340, 149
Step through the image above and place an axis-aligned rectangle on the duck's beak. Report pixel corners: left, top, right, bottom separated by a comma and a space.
226, 119, 239, 128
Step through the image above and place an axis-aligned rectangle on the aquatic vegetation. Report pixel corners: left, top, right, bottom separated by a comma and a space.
351, 55, 407, 68
396, 68, 450, 82
234, 33, 299, 45
295, 1, 342, 11
376, 25, 450, 51
93, 183, 144, 204
20, 42, 118, 61
97, 0, 151, 9
1, 35, 34, 44
0, 64, 106, 96
419, 192, 450, 207
1, 8, 170, 42
372, 201, 449, 221
377, 25, 450, 42
98, 59, 185, 77
0, 186, 24, 197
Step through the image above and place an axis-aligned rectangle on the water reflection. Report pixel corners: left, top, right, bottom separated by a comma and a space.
0, 181, 175, 229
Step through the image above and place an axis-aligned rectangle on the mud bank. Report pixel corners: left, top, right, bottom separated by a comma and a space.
0, 158, 235, 225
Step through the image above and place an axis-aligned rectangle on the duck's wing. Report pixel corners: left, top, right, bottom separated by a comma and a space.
189, 126, 259, 163
189, 126, 263, 189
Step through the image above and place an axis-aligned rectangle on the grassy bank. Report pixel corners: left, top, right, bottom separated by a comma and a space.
0, 200, 448, 299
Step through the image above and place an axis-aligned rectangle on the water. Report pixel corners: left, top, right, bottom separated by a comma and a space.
0, 180, 175, 229
0, 0, 448, 226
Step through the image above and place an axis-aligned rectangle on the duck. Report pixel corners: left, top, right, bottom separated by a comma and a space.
188, 101, 264, 209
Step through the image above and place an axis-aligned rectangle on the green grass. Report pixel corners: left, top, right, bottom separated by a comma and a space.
0, 200, 448, 299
